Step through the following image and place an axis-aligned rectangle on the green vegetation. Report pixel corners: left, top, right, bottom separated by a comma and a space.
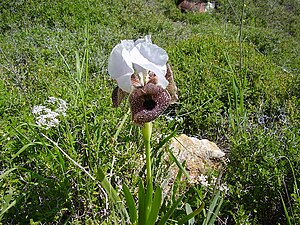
1, 0, 299, 224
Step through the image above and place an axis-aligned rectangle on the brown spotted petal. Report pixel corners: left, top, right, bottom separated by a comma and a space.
112, 86, 127, 107
165, 64, 179, 104
129, 83, 171, 125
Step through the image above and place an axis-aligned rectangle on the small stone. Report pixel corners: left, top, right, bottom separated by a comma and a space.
163, 134, 225, 193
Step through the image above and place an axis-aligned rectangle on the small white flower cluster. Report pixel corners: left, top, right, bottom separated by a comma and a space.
46, 97, 67, 116
198, 174, 209, 187
32, 97, 67, 129
198, 174, 229, 194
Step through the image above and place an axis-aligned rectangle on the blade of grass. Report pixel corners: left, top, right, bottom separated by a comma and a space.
185, 203, 195, 225
208, 195, 223, 225
96, 167, 129, 219
178, 202, 205, 225
153, 129, 177, 152
167, 147, 191, 181
157, 195, 185, 225
113, 108, 130, 141
12, 142, 51, 159
280, 192, 292, 225
202, 191, 220, 225
171, 161, 185, 202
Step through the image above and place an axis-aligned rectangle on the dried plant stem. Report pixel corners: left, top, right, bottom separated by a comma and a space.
41, 133, 129, 219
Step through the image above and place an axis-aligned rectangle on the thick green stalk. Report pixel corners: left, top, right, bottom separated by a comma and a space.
142, 122, 153, 185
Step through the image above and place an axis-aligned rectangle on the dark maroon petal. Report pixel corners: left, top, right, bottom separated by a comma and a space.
129, 83, 171, 125
112, 86, 127, 107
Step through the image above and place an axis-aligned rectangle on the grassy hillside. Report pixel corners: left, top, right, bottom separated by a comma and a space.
0, 0, 299, 224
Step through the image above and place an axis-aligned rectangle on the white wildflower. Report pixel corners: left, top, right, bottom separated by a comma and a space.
47, 96, 57, 104
32, 97, 67, 129
32, 105, 48, 115
219, 183, 229, 194
211, 176, 217, 185
55, 98, 67, 116
198, 174, 209, 187
46, 97, 67, 116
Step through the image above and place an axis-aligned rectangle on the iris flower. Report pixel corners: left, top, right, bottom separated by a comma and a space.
108, 35, 178, 125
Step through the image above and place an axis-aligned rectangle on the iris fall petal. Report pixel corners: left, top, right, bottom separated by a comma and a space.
129, 83, 171, 125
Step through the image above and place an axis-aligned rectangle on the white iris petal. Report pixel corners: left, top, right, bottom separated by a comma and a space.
108, 44, 134, 79
134, 34, 152, 45
116, 74, 133, 93
108, 44, 134, 93
130, 43, 169, 88
120, 40, 135, 50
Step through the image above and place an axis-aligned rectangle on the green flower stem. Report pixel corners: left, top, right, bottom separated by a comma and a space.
142, 122, 153, 185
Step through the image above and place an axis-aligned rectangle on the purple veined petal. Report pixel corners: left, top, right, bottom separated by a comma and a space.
129, 83, 171, 125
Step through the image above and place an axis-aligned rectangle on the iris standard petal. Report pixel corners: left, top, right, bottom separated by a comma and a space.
134, 34, 152, 45
120, 40, 135, 51
130, 44, 169, 88
129, 83, 171, 125
136, 42, 168, 66
108, 44, 134, 80
108, 44, 134, 92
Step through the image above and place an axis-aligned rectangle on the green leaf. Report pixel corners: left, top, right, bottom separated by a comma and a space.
203, 191, 221, 225
154, 129, 177, 152
12, 142, 51, 159
157, 195, 184, 225
0, 188, 16, 219
123, 184, 137, 224
113, 108, 130, 141
280, 192, 292, 225
95, 167, 129, 220
172, 161, 185, 202
208, 195, 223, 225
145, 181, 154, 222
138, 180, 146, 225
178, 202, 205, 225
148, 186, 162, 225
185, 203, 194, 225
